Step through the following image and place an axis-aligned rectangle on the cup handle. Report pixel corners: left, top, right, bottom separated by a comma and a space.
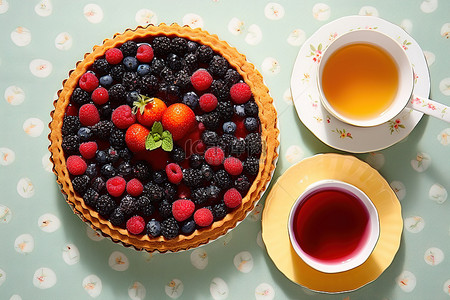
408, 95, 450, 123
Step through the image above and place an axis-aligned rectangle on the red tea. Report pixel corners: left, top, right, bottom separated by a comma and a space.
292, 188, 370, 264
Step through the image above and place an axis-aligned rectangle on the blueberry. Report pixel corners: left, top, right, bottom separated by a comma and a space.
100, 163, 116, 178
126, 91, 140, 106
167, 53, 183, 71
85, 163, 98, 179
181, 219, 196, 235
146, 219, 161, 237
99, 75, 113, 87
222, 121, 236, 134
182, 91, 199, 109
77, 127, 92, 141
91, 176, 106, 192
137, 64, 151, 76
95, 150, 109, 165
123, 56, 138, 71
234, 104, 246, 117
117, 161, 133, 179
244, 117, 258, 132
187, 41, 199, 53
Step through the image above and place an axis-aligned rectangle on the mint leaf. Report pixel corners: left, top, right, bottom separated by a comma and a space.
161, 131, 173, 152
145, 134, 158, 151
152, 121, 163, 135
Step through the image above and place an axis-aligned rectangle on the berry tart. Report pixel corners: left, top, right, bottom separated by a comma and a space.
48, 23, 279, 252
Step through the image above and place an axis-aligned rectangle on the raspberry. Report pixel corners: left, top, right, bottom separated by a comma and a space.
166, 163, 183, 184
126, 178, 144, 197
79, 104, 100, 126
194, 208, 213, 227
126, 215, 145, 235
224, 188, 242, 208
79, 72, 99, 92
224, 157, 243, 176
230, 82, 252, 104
199, 93, 218, 112
105, 48, 123, 65
191, 69, 213, 91
91, 87, 109, 105
172, 199, 195, 222
106, 176, 126, 197
204, 147, 225, 166
66, 155, 87, 175
111, 105, 136, 129
136, 44, 154, 63
79, 141, 98, 159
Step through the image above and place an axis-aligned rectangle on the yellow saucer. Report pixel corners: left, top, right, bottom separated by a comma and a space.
262, 153, 403, 293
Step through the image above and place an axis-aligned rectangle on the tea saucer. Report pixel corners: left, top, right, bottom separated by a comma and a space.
290, 15, 430, 153
261, 153, 403, 293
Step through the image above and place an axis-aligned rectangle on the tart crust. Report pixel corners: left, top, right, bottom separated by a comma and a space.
48, 23, 279, 252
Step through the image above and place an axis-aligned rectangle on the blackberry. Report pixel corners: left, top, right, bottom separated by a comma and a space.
62, 135, 80, 154
189, 153, 204, 169
182, 91, 199, 109
182, 168, 203, 188
217, 100, 234, 120
72, 175, 90, 195
133, 161, 151, 181
152, 36, 171, 57
143, 182, 164, 203
120, 40, 138, 57
77, 127, 93, 141
183, 53, 198, 72
200, 164, 214, 181
117, 161, 133, 179
119, 195, 138, 216
213, 170, 231, 189
123, 56, 139, 71
136, 195, 151, 208
91, 120, 113, 140
230, 137, 246, 156
244, 101, 259, 116
201, 111, 221, 130
170, 37, 188, 55
187, 40, 198, 53
95, 194, 116, 218
109, 207, 126, 226
110, 64, 125, 82
212, 203, 228, 221
106, 146, 120, 163
141, 203, 155, 217
196, 45, 214, 63
243, 157, 259, 176
160, 67, 175, 84
218, 134, 237, 154
206, 185, 221, 200
167, 53, 183, 71
245, 133, 262, 156
95, 150, 109, 165
98, 104, 113, 119
122, 72, 139, 91
234, 175, 251, 194
171, 147, 186, 163
192, 187, 208, 205
100, 163, 116, 178
62, 115, 81, 136
140, 74, 159, 95
152, 170, 167, 184
108, 84, 127, 103
71, 88, 90, 105
208, 55, 229, 78
158, 199, 172, 219
85, 163, 98, 179
92, 58, 111, 76
161, 217, 179, 239
181, 219, 196, 235
202, 130, 219, 146
90, 176, 106, 192
119, 148, 133, 161
162, 182, 177, 201
224, 69, 241, 86
83, 188, 99, 207
244, 117, 259, 132
109, 128, 126, 148
174, 69, 191, 89
151, 58, 166, 75
147, 219, 161, 237
211, 79, 230, 101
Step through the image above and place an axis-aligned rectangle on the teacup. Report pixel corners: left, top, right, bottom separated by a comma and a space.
288, 180, 379, 273
318, 29, 450, 127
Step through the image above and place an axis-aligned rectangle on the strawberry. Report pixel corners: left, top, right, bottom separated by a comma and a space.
132, 95, 167, 127
125, 123, 150, 153
162, 103, 196, 141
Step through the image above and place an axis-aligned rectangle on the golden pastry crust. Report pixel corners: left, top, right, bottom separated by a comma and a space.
48, 23, 279, 252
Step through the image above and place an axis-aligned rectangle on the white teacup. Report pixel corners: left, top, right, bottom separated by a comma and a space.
318, 29, 450, 127
288, 180, 379, 273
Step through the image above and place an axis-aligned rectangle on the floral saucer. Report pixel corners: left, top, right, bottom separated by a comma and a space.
290, 15, 430, 153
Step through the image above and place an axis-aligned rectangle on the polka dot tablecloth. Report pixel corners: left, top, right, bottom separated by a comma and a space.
1, 0, 449, 299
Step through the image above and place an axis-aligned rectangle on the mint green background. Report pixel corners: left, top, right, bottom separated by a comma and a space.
1, 0, 449, 299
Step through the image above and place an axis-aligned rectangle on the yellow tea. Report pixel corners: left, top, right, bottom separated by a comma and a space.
321, 43, 399, 121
